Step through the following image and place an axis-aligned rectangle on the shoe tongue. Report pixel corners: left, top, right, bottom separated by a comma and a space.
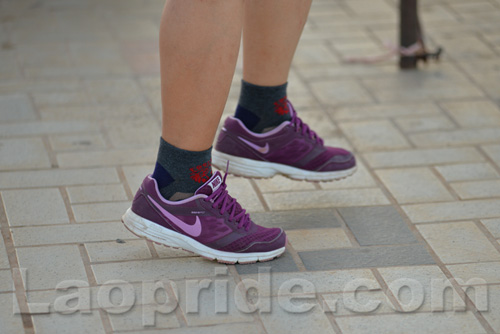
195, 171, 223, 196
196, 170, 248, 222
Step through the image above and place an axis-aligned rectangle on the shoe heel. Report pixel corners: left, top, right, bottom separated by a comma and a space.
212, 150, 276, 178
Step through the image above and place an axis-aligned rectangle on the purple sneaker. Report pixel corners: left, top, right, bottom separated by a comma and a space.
122, 170, 286, 264
213, 101, 356, 181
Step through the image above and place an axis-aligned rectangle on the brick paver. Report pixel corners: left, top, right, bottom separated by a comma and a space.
1, 0, 499, 333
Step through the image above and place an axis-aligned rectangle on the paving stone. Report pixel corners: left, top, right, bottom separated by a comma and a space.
128, 323, 263, 334
336, 311, 485, 334
483, 144, 500, 164
108, 304, 180, 331
410, 128, 500, 147
299, 244, 435, 270
441, 100, 500, 128
104, 117, 160, 149
345, 0, 395, 16
375, 168, 454, 204
331, 102, 441, 121
481, 218, 500, 238
72, 201, 130, 223
449, 1, 498, 14
0, 294, 25, 334
364, 147, 484, 168
417, 221, 500, 264
471, 284, 500, 332
403, 199, 500, 223
0, 269, 13, 292
85, 239, 151, 262
255, 175, 316, 193
109, 18, 158, 40
319, 161, 377, 189
122, 165, 152, 194
264, 188, 390, 211
297, 63, 396, 81
435, 163, 499, 182
287, 228, 351, 251
32, 312, 106, 334
447, 262, 500, 285
379, 265, 461, 312
225, 176, 265, 213
451, 180, 500, 199
16, 42, 70, 66
250, 208, 341, 230
419, 4, 459, 22
25, 62, 131, 78
16, 245, 88, 290
2, 1, 500, 332
483, 32, 500, 47
3, 188, 69, 226
292, 111, 339, 138
0, 232, 10, 269
26, 281, 171, 313
0, 121, 94, 137
338, 120, 410, 151
459, 59, 500, 101
71, 42, 130, 69
40, 104, 151, 121
49, 133, 107, 152
241, 269, 379, 297
57, 148, 157, 168
236, 251, 299, 275
174, 277, 253, 327
0, 94, 37, 122
0, 167, 120, 189
338, 206, 417, 246
394, 115, 456, 133
333, 41, 386, 60
154, 244, 195, 259
362, 64, 484, 102
0, 138, 51, 171
32, 91, 90, 108
92, 258, 221, 284
11, 222, 135, 246
322, 289, 397, 316
310, 79, 374, 105
67, 184, 128, 204
259, 296, 336, 334
293, 40, 339, 65
0, 50, 22, 80
84, 78, 144, 104
438, 35, 496, 60
301, 23, 366, 41
283, 72, 309, 97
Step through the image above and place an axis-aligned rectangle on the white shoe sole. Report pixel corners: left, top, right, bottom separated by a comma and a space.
122, 208, 286, 264
213, 150, 357, 181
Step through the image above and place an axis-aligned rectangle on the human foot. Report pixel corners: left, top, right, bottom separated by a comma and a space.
213, 101, 356, 181
122, 170, 286, 264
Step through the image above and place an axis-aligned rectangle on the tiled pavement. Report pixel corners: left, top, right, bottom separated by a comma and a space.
1, 0, 500, 333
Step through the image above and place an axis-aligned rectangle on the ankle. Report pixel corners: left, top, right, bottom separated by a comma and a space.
153, 137, 212, 201
235, 80, 292, 133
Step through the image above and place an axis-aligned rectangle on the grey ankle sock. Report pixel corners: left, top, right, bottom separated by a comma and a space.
152, 137, 212, 201
235, 80, 292, 133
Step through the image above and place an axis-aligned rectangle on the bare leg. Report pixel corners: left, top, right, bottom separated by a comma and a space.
160, 0, 244, 151
123, 0, 288, 264
242, 0, 312, 86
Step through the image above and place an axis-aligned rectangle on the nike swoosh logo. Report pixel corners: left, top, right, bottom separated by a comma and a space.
238, 136, 270, 154
147, 195, 202, 237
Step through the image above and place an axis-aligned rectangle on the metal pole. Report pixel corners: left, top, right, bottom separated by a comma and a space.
399, 0, 419, 69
